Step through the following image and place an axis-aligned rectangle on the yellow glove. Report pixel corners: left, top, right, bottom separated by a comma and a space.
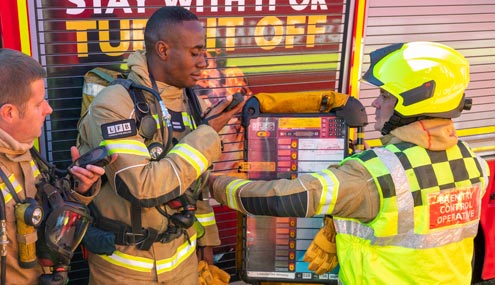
198, 260, 231, 285
303, 216, 338, 275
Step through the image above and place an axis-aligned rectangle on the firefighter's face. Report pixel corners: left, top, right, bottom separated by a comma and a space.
371, 89, 397, 132
11, 79, 53, 143
164, 21, 207, 88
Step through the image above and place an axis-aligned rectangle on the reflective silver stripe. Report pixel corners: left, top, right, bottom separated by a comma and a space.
196, 212, 216, 226
100, 139, 150, 158
226, 179, 251, 211
156, 234, 197, 274
99, 234, 197, 274
374, 148, 414, 233
311, 169, 339, 215
335, 219, 478, 248
182, 112, 194, 129
168, 144, 207, 177
0, 174, 23, 204
30, 160, 40, 177
83, 82, 106, 97
100, 251, 154, 272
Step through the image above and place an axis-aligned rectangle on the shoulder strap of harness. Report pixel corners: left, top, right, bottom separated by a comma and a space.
103, 79, 187, 249
185, 87, 204, 127
111, 78, 149, 130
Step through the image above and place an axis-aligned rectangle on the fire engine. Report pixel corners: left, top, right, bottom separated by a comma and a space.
1, 0, 493, 284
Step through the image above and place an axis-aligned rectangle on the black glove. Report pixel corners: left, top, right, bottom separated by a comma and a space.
82, 225, 116, 255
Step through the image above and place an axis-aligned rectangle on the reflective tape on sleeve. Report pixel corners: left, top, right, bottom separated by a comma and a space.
312, 169, 339, 215
226, 179, 251, 211
196, 212, 217, 226
168, 143, 208, 177
100, 139, 151, 158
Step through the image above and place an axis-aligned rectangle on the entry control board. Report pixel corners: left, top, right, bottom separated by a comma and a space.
239, 97, 347, 284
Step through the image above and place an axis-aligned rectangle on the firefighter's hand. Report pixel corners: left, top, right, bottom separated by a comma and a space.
198, 260, 230, 285
69, 146, 115, 195
303, 216, 338, 275
201, 94, 245, 133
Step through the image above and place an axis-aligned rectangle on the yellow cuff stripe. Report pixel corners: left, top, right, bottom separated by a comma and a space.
169, 143, 208, 177
100, 139, 150, 158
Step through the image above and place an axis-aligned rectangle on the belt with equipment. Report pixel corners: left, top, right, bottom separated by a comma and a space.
95, 215, 184, 251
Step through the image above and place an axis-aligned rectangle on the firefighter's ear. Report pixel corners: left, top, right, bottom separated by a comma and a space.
155, 40, 169, 60
0, 103, 17, 122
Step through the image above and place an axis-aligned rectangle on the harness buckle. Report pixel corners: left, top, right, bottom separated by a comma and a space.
124, 232, 145, 245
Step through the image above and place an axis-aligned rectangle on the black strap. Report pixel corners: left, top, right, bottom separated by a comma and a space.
129, 89, 149, 130
29, 148, 67, 178
185, 87, 204, 128
93, 212, 183, 250
130, 203, 142, 234
111, 79, 149, 130
381, 113, 430, 135
112, 78, 174, 152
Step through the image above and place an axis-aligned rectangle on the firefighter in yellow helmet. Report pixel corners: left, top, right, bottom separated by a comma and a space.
208, 42, 490, 284
364, 41, 472, 135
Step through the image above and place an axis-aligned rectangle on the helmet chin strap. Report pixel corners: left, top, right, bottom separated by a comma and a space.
381, 112, 430, 135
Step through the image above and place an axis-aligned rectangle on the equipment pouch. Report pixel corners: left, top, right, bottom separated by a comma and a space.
82, 225, 116, 255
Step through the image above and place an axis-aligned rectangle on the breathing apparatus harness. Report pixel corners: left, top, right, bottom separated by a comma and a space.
86, 74, 206, 252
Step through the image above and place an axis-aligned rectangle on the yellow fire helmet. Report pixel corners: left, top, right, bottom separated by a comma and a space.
362, 41, 471, 118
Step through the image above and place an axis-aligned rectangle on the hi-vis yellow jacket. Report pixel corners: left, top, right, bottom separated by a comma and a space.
78, 51, 221, 284
211, 119, 490, 285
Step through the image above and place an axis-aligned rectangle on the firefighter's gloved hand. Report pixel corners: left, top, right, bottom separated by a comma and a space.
81, 225, 116, 255
303, 216, 338, 275
198, 260, 230, 285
